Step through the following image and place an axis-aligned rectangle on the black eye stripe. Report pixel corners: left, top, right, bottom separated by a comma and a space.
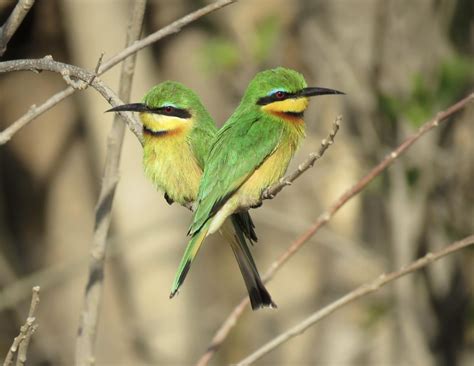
148, 106, 191, 119
256, 91, 297, 105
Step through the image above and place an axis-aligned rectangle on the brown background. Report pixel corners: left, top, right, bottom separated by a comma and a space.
0, 0, 473, 364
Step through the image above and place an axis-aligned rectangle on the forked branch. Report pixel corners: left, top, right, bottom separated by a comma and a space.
3, 286, 40, 366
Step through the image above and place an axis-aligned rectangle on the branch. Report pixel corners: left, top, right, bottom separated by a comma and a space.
99, 0, 237, 73
196, 92, 474, 366
0, 88, 75, 144
0, 0, 237, 145
236, 235, 474, 365
0, 0, 35, 56
3, 286, 40, 366
0, 57, 143, 143
0, 54, 106, 144
74, 1, 146, 365
262, 115, 341, 200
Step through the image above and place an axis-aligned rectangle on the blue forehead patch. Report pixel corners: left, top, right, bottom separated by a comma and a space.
267, 88, 287, 96
161, 102, 177, 108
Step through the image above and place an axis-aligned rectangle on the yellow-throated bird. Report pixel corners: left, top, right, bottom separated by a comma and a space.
170, 68, 344, 308
107, 81, 274, 309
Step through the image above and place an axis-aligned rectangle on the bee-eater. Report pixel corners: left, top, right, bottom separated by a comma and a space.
171, 68, 344, 308
107, 81, 274, 309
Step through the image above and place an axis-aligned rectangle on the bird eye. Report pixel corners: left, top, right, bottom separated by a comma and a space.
275, 91, 285, 99
164, 106, 173, 114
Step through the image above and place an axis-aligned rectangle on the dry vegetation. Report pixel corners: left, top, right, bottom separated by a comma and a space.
0, 0, 473, 365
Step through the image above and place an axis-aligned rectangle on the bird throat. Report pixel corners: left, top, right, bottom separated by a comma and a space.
140, 112, 190, 137
271, 111, 304, 122
262, 97, 308, 123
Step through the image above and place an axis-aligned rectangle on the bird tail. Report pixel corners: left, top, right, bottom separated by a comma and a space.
170, 220, 210, 299
221, 215, 277, 310
233, 211, 258, 243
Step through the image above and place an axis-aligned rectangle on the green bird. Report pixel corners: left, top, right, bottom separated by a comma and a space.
170, 68, 344, 308
107, 81, 274, 309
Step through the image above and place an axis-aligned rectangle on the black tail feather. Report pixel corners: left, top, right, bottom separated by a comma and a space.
229, 214, 276, 310
249, 283, 277, 310
234, 211, 258, 243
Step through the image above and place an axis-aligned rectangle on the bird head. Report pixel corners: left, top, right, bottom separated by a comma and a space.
107, 81, 212, 137
241, 67, 344, 121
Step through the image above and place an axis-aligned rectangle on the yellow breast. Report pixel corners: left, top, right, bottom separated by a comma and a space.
141, 115, 201, 205
238, 142, 296, 204
208, 140, 301, 234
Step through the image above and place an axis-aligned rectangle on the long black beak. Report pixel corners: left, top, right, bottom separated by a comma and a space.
299, 87, 345, 97
106, 103, 149, 113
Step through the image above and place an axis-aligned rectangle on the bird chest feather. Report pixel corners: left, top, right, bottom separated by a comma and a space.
240, 127, 303, 201
143, 133, 202, 204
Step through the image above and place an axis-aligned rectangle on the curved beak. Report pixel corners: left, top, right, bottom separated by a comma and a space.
106, 103, 149, 113
299, 87, 345, 97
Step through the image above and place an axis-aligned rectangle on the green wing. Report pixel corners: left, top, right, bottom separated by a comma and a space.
189, 114, 282, 235
187, 112, 259, 243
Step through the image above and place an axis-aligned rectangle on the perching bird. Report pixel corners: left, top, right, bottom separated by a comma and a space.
171, 68, 344, 307
107, 81, 274, 309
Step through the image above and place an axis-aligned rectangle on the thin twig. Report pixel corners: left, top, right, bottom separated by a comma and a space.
0, 0, 237, 145
196, 92, 474, 366
262, 115, 341, 200
0, 54, 102, 146
0, 88, 75, 144
0, 57, 143, 143
236, 235, 474, 365
99, 0, 237, 73
87, 53, 104, 86
74, 1, 146, 365
0, 0, 36, 56
3, 286, 40, 366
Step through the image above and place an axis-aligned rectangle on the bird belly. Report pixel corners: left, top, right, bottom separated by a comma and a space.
143, 135, 202, 205
238, 146, 292, 205
208, 143, 295, 235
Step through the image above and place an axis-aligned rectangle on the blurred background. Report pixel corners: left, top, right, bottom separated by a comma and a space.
0, 0, 473, 364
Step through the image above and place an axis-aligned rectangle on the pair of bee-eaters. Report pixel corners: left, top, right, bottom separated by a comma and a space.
108, 67, 343, 310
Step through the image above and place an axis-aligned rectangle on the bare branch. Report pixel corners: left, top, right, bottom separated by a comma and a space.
262, 115, 341, 200
0, 54, 108, 145
0, 57, 143, 144
0, 88, 75, 145
196, 92, 474, 366
3, 286, 40, 366
0, 0, 237, 145
0, 0, 36, 56
74, 0, 146, 364
87, 53, 104, 86
99, 0, 237, 73
236, 235, 474, 365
